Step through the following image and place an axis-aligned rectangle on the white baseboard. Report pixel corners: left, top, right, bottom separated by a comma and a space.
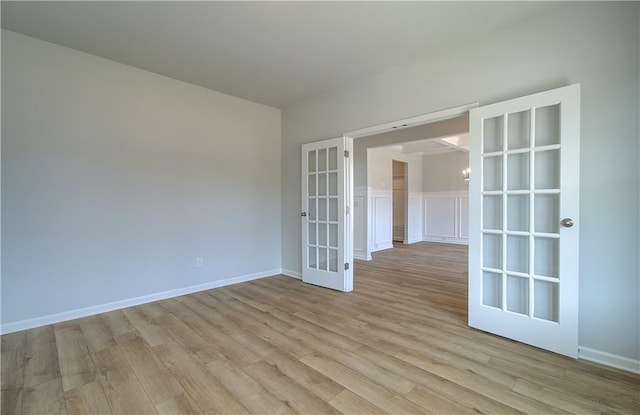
578, 346, 640, 374
0, 268, 281, 335
354, 253, 372, 261
371, 242, 393, 253
280, 268, 302, 280
422, 236, 469, 245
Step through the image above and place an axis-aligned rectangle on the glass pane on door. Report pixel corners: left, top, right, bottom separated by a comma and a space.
305, 143, 340, 275
482, 271, 502, 308
534, 280, 559, 322
481, 107, 561, 318
535, 104, 560, 146
508, 110, 530, 150
507, 276, 529, 315
483, 116, 503, 153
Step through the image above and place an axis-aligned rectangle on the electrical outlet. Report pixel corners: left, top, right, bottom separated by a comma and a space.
196, 257, 204, 268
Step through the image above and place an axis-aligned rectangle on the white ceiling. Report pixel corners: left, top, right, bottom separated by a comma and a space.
402, 134, 469, 156
1, 1, 565, 109
383, 134, 469, 156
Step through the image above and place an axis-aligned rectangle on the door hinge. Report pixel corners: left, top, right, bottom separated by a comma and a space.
344, 262, 350, 270
346, 206, 350, 214
344, 150, 349, 158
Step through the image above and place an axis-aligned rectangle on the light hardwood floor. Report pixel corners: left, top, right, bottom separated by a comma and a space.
2, 242, 639, 414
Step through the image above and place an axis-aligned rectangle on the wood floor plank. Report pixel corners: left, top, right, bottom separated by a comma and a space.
1, 331, 26, 353
117, 335, 184, 405
120, 307, 171, 348
169, 296, 263, 368
100, 378, 156, 415
23, 326, 61, 389
301, 353, 426, 414
404, 384, 477, 415
1, 349, 25, 392
99, 310, 135, 338
327, 389, 387, 415
22, 378, 66, 415
354, 344, 522, 415
243, 359, 342, 415
512, 378, 629, 415
78, 315, 117, 354
63, 381, 111, 415
261, 350, 344, 402
286, 327, 416, 395
395, 348, 571, 414
54, 324, 96, 392
90, 345, 136, 390
152, 340, 248, 414
152, 312, 223, 366
1, 387, 23, 415
2, 242, 639, 414
155, 392, 203, 415
205, 358, 295, 415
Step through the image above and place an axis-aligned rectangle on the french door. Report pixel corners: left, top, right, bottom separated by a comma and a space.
301, 137, 353, 292
468, 85, 580, 357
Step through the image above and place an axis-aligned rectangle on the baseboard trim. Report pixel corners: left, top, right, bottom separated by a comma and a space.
371, 242, 393, 253
422, 236, 469, 246
354, 253, 372, 261
0, 268, 281, 335
280, 268, 302, 280
578, 346, 640, 374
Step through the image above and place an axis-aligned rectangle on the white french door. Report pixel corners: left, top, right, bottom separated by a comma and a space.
469, 85, 580, 357
301, 137, 353, 292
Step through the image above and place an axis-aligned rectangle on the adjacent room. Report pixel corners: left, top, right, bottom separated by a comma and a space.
2, 2, 639, 414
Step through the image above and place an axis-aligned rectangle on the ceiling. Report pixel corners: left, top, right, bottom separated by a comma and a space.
385, 134, 469, 156
2, 1, 565, 109
402, 134, 469, 156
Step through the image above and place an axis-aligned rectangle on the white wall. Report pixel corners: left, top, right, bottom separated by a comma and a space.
282, 3, 639, 363
421, 152, 469, 244
422, 151, 469, 192
353, 116, 468, 189
1, 31, 282, 329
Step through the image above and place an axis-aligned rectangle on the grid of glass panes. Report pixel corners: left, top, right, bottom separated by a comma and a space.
307, 147, 340, 272
480, 104, 561, 322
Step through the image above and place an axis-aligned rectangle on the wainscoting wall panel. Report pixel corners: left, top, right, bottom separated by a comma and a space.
355, 189, 467, 261
423, 191, 469, 244
353, 187, 369, 260
372, 190, 393, 252
407, 191, 423, 243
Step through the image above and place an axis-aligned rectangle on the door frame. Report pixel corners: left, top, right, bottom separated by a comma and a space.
343, 103, 478, 262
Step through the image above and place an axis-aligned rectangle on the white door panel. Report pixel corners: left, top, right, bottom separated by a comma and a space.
301, 137, 353, 292
469, 84, 580, 357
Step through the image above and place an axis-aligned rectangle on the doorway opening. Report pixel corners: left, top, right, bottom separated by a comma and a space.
351, 111, 472, 261
392, 160, 408, 243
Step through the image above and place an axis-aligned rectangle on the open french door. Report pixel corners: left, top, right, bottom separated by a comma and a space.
301, 137, 353, 292
469, 85, 580, 357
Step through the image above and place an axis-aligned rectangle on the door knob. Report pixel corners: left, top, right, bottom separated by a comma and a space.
301, 212, 307, 217
561, 218, 574, 228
